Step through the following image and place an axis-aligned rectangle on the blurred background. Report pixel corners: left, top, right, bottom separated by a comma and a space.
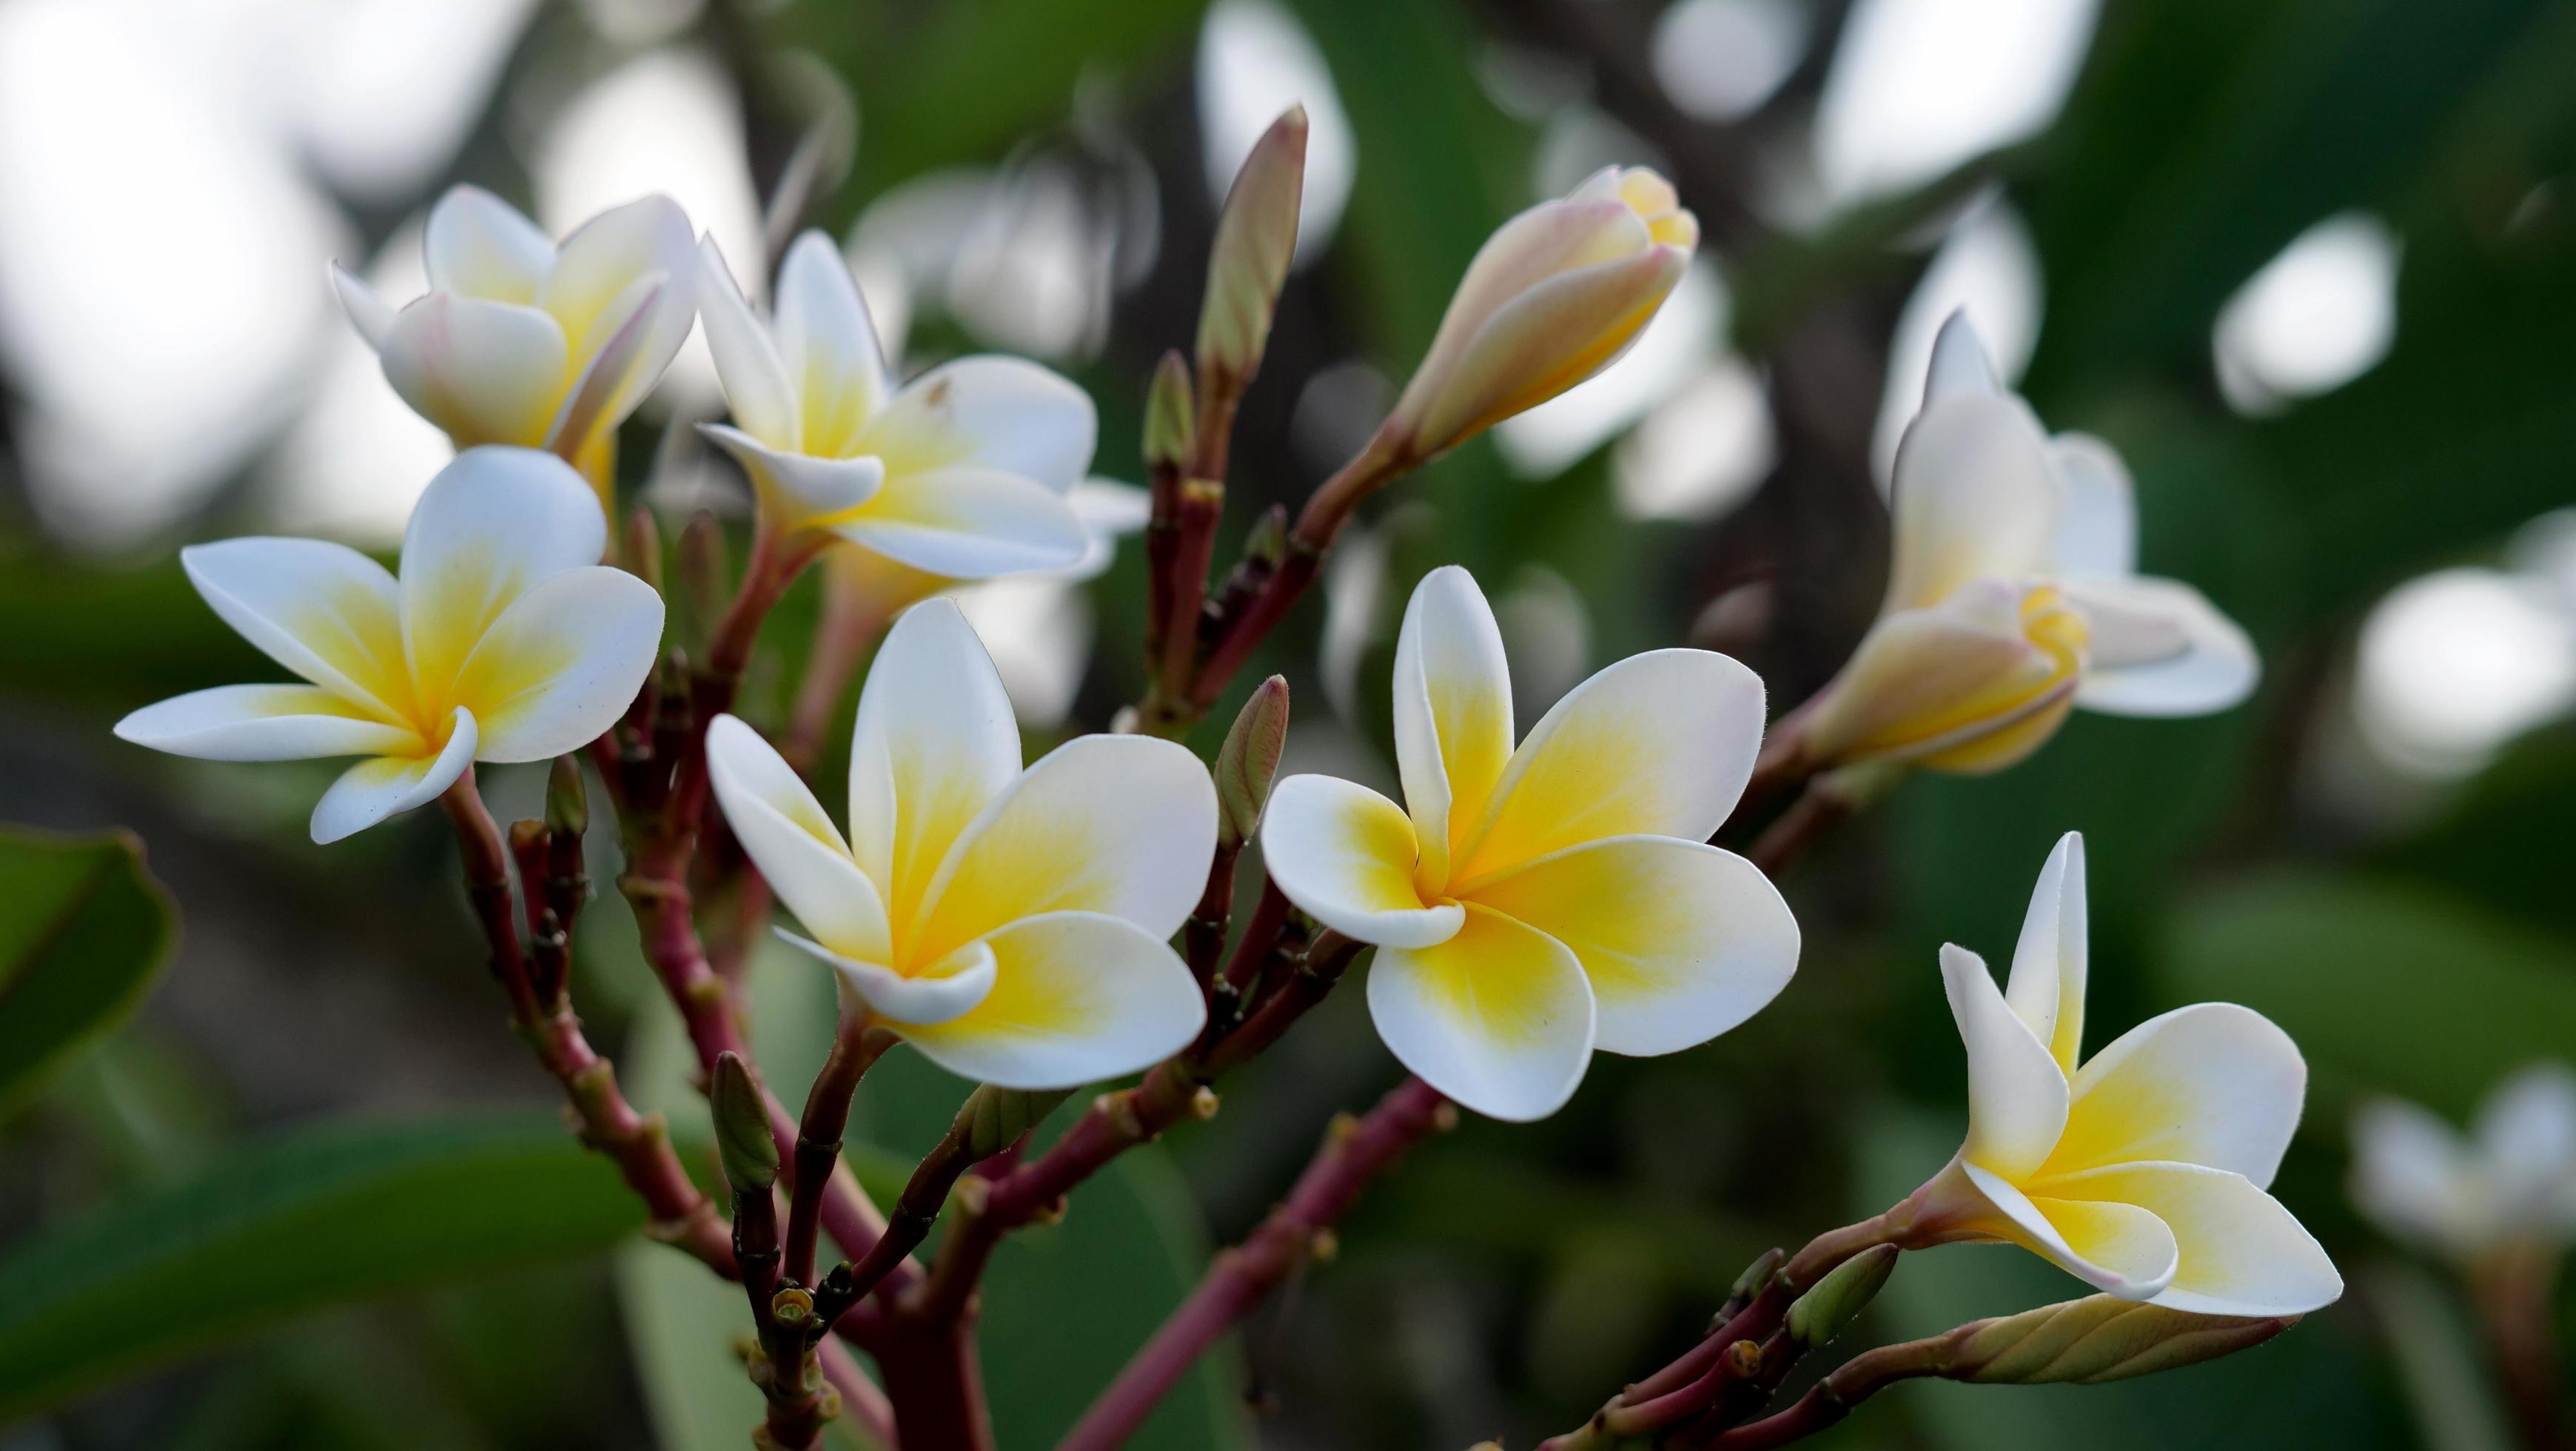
3, 0, 2574, 1447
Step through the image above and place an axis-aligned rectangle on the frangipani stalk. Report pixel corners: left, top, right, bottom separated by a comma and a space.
705, 597, 1214, 1088
1798, 312, 2258, 774
1888, 833, 2343, 1316
1261, 565, 1798, 1120
114, 447, 664, 842
333, 188, 697, 512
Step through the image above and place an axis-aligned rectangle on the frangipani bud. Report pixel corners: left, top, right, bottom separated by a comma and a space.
1198, 107, 1307, 386
1145, 351, 1196, 476
1802, 580, 2090, 774
711, 1051, 778, 1193
1386, 167, 1696, 461
1787, 1244, 1898, 1350
546, 755, 588, 838
1948, 1296, 2298, 1385
1215, 676, 1290, 852
962, 1085, 1075, 1159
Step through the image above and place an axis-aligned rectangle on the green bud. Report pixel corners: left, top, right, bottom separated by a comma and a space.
1951, 1296, 2298, 1386
962, 1085, 1073, 1159
1145, 351, 1195, 475
1725, 1246, 1786, 1314
1786, 1244, 1898, 1350
710, 1052, 777, 1193
1215, 676, 1289, 852
623, 506, 664, 594
1196, 105, 1307, 386
546, 756, 588, 838
1242, 504, 1288, 569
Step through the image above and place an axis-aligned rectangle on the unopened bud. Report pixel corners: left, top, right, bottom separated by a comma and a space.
1215, 676, 1289, 851
1726, 1247, 1787, 1313
1787, 1244, 1898, 1351
710, 1052, 777, 1193
962, 1085, 1072, 1159
546, 756, 588, 838
1145, 351, 1195, 475
1197, 105, 1307, 386
624, 506, 664, 593
1951, 1296, 2298, 1385
1244, 505, 1288, 568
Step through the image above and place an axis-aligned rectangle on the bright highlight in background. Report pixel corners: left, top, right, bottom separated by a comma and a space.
1198, 0, 1355, 266
2355, 566, 2576, 777
1812, 0, 2098, 210
1873, 196, 2042, 485
1651, 0, 1811, 124
2214, 211, 2400, 415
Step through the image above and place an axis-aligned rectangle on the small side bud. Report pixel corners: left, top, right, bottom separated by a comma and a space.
1197, 105, 1307, 386
962, 1085, 1073, 1159
624, 506, 664, 593
1244, 505, 1288, 568
770, 1285, 815, 1328
1190, 1085, 1221, 1120
546, 756, 588, 838
1723, 1338, 1764, 1378
1726, 1247, 1788, 1313
1215, 676, 1290, 851
1145, 351, 1195, 475
1786, 1244, 1899, 1351
1951, 1296, 2298, 1385
710, 1052, 777, 1193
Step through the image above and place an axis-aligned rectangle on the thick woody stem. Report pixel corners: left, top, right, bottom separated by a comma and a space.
1057, 1076, 1453, 1451
874, 1318, 994, 1451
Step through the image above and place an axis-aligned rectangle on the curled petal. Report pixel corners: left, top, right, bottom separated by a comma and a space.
1962, 1162, 2181, 1301
846, 598, 1022, 915
863, 356, 1098, 497
2065, 576, 2258, 717
378, 292, 570, 447
399, 448, 609, 701
450, 567, 665, 763
773, 230, 894, 458
179, 538, 409, 723
834, 466, 1091, 580
2047, 1003, 2306, 1185
331, 263, 398, 349
707, 715, 891, 963
546, 271, 668, 462
1392, 565, 1514, 887
782, 932, 993, 1028
1941, 944, 2070, 1180
696, 236, 799, 450
1368, 904, 1597, 1122
310, 709, 479, 844
2035, 1162, 2343, 1316
116, 685, 417, 762
1261, 774, 1464, 950
700, 423, 885, 532
901, 913, 1207, 1089
2003, 831, 2087, 1072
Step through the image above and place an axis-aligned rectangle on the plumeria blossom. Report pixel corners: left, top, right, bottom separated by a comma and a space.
703, 598, 1213, 1089
1260, 566, 1798, 1122
1897, 834, 2343, 1316
697, 231, 1094, 582
1801, 313, 2259, 774
332, 188, 697, 511
115, 448, 664, 844
1385, 167, 1698, 462
2352, 1065, 2576, 1263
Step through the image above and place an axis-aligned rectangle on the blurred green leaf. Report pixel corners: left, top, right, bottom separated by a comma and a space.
0, 826, 178, 1121
0, 1111, 644, 1421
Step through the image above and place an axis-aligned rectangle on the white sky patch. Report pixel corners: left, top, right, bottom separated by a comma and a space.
1872, 195, 2043, 486
2355, 567, 2576, 779
2214, 211, 2400, 416
1496, 258, 1728, 478
1197, 0, 1355, 267
1614, 355, 1776, 524
1812, 0, 2098, 211
1652, 0, 1811, 124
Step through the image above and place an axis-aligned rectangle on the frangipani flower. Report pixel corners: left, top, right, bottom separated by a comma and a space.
703, 599, 1213, 1089
114, 448, 664, 843
696, 231, 1093, 580
1901, 834, 2342, 1316
1261, 566, 1798, 1122
2352, 1065, 2576, 1262
1385, 167, 1697, 462
332, 188, 697, 511
1802, 313, 2258, 774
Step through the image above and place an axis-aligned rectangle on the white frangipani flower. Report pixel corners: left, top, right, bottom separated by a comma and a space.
1260, 566, 1799, 1122
1899, 834, 2344, 1316
2352, 1065, 2576, 1262
1802, 312, 2259, 774
703, 599, 1213, 1089
332, 187, 697, 511
114, 447, 665, 843
695, 231, 1094, 580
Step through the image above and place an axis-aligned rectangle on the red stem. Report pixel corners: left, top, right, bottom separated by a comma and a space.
875, 1318, 995, 1451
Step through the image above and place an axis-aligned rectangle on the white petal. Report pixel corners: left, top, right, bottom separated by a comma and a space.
845, 597, 1023, 914
2039, 1162, 2343, 1316
1057, 478, 1153, 582
2049, 432, 2137, 577
330, 262, 398, 349
309, 709, 478, 844
863, 356, 1098, 496
700, 423, 885, 529
116, 685, 417, 762
2050, 1003, 2306, 1185
1960, 1161, 2178, 1300
1392, 565, 1514, 888
773, 230, 893, 458
1882, 389, 2059, 614
1450, 647, 1765, 885
836, 466, 1091, 580
2349, 1099, 2482, 1254
400, 447, 610, 702
901, 912, 1207, 1089
1465, 837, 1796, 1056
1942, 944, 2070, 1179
423, 186, 554, 303
694, 236, 799, 450
545, 271, 670, 457
378, 292, 570, 446
538, 195, 696, 429
1260, 774, 1465, 950
451, 567, 665, 762
1369, 903, 1597, 1122
179, 538, 410, 722
2066, 576, 2259, 717
780, 931, 988, 1026
2475, 1064, 2576, 1232
1922, 309, 2003, 407
706, 715, 891, 962
2003, 831, 2086, 1072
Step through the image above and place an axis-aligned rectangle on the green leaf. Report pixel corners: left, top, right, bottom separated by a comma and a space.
0, 826, 180, 1120
0, 1111, 645, 1421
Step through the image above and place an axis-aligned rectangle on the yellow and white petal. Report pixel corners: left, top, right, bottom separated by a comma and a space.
309, 708, 479, 845
1941, 944, 2070, 1180
1802, 582, 2084, 771
1402, 245, 1688, 456
2064, 576, 2259, 718
1921, 309, 2004, 407
330, 262, 399, 349
449, 566, 665, 763
2048, 433, 2137, 577
1450, 647, 1765, 885
2003, 831, 2086, 1073
694, 236, 799, 451
1395, 197, 1648, 438
2036, 1162, 2342, 1316
779, 932, 991, 1027
706, 715, 891, 963
1882, 389, 2059, 614
772, 230, 894, 459
909, 734, 1218, 967
546, 272, 671, 459
1391, 565, 1514, 888
1368, 903, 1597, 1122
1260, 774, 1465, 950
833, 466, 1091, 580
399, 447, 609, 702
2349, 1099, 2482, 1256
179, 538, 411, 723
901, 912, 1207, 1090
2046, 1003, 2306, 1186
538, 195, 696, 409
845, 597, 1023, 914
863, 356, 1099, 497
1465, 836, 1796, 1056
115, 685, 418, 762
423, 186, 553, 303
1959, 1161, 2180, 1301
700, 423, 885, 529
378, 292, 571, 447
